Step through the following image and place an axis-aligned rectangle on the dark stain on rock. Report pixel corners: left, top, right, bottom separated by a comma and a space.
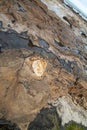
0, 43, 2, 53
0, 21, 3, 29
0, 119, 20, 130
0, 30, 29, 50
38, 37, 49, 50
59, 59, 72, 72
58, 59, 81, 76
28, 107, 62, 130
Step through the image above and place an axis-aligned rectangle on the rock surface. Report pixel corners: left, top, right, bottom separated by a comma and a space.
28, 107, 87, 130
52, 96, 87, 127
0, 0, 87, 130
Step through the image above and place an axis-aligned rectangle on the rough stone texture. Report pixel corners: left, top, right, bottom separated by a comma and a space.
0, 0, 87, 130
32, 59, 47, 77
52, 96, 87, 127
28, 107, 87, 130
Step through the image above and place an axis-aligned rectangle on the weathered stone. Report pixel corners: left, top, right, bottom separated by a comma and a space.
52, 96, 87, 127
0, 0, 87, 130
32, 59, 47, 77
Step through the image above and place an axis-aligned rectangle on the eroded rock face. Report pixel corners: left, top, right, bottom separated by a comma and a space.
0, 45, 87, 130
0, 0, 87, 130
52, 96, 87, 127
28, 107, 87, 130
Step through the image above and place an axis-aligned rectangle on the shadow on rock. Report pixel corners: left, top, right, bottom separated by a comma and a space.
28, 107, 87, 130
0, 119, 20, 130
28, 107, 62, 130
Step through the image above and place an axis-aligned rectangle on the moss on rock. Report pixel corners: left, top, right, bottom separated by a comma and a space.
28, 107, 87, 130
65, 122, 85, 130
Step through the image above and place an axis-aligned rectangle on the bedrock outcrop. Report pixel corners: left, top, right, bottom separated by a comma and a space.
0, 0, 87, 130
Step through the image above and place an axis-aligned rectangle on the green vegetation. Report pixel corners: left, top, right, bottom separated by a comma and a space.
65, 122, 85, 130
28, 108, 87, 130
